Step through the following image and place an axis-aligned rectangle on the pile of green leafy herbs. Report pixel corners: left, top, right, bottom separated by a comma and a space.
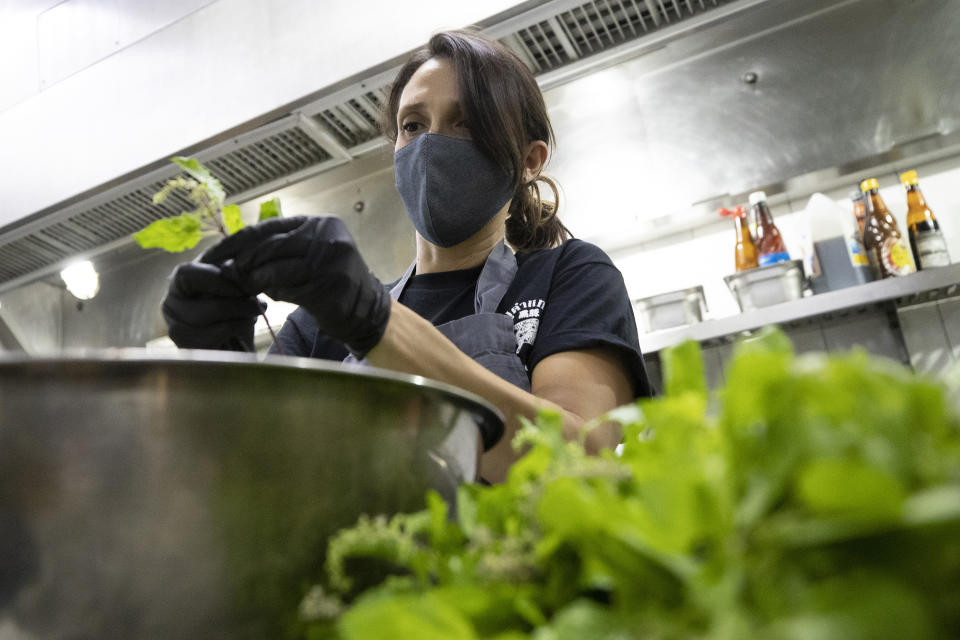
302, 328, 960, 640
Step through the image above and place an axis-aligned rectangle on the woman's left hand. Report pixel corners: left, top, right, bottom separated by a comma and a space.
203, 215, 391, 358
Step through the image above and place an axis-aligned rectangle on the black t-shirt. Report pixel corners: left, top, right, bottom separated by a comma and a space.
397, 264, 482, 325
271, 239, 653, 398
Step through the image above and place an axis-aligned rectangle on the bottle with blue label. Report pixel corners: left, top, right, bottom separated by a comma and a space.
749, 191, 790, 267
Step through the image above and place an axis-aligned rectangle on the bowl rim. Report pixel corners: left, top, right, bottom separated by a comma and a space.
0, 348, 506, 450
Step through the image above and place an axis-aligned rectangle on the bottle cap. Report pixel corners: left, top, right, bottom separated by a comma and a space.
860, 178, 879, 192
748, 191, 767, 207
718, 206, 749, 219
899, 170, 919, 186
848, 189, 863, 202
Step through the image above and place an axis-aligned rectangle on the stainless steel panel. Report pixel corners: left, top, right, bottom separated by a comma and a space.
820, 310, 907, 364
0, 313, 24, 351
938, 298, 960, 362
783, 324, 827, 354
897, 301, 955, 376
0, 279, 63, 353
701, 343, 726, 388
0, 352, 502, 639
232, 150, 412, 283
545, 0, 960, 239
714, 341, 734, 366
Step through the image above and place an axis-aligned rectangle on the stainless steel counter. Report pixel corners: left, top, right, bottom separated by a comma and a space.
639, 262, 960, 355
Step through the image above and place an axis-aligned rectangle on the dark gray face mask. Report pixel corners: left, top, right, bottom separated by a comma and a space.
394, 133, 514, 248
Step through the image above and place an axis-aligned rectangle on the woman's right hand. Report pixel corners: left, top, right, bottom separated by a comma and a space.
162, 261, 265, 351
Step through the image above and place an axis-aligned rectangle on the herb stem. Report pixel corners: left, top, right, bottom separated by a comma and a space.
210, 200, 228, 237
264, 317, 284, 355
212, 202, 285, 356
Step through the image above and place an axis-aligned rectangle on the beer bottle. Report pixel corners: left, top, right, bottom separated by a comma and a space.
900, 170, 950, 269
860, 178, 915, 278
749, 191, 790, 266
720, 206, 759, 271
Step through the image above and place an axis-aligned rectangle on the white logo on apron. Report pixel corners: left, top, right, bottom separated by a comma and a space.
507, 299, 545, 355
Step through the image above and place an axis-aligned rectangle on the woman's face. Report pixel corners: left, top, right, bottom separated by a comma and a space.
394, 58, 471, 152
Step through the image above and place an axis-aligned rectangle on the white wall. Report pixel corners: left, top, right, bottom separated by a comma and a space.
614, 154, 960, 321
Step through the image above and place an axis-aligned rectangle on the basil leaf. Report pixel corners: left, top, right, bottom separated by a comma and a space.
338, 590, 477, 640
796, 458, 906, 519
259, 197, 283, 221
222, 203, 245, 234
171, 156, 226, 204
132, 213, 203, 252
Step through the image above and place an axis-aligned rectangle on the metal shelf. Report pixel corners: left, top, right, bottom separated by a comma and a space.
638, 262, 960, 354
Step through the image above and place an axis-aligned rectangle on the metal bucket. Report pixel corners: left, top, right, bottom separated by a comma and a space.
0, 351, 502, 639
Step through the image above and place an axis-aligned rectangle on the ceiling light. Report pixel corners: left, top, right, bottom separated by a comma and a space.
60, 260, 100, 300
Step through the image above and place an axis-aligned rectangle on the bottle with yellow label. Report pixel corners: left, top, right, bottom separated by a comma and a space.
860, 178, 916, 278
900, 170, 951, 269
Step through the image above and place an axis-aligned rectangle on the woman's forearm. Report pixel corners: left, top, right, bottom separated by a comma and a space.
366, 300, 579, 482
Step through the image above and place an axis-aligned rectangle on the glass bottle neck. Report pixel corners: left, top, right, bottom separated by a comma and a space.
754, 201, 774, 225
906, 184, 927, 209
734, 216, 751, 242
868, 190, 891, 217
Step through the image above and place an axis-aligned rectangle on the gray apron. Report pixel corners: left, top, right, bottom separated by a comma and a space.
344, 241, 530, 392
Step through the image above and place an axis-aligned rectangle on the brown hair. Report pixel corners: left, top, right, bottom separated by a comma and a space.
383, 29, 572, 252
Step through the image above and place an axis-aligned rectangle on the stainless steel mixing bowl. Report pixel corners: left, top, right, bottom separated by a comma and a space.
0, 350, 503, 639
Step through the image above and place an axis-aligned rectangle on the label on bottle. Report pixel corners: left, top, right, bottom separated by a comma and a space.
881, 236, 915, 276
914, 231, 951, 269
758, 251, 790, 267
847, 237, 870, 266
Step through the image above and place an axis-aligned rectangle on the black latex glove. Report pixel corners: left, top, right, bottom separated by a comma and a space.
162, 260, 266, 351
204, 216, 391, 359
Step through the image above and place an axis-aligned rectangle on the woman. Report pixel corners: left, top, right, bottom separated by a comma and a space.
163, 30, 653, 483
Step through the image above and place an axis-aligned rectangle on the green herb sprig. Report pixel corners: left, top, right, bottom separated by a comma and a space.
134, 156, 283, 352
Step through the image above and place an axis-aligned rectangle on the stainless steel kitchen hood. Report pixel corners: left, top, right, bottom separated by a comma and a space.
0, 0, 737, 293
